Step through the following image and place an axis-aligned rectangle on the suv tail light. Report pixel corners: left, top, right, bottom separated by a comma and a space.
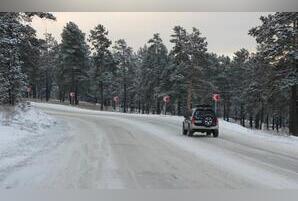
214, 117, 218, 125
191, 116, 195, 124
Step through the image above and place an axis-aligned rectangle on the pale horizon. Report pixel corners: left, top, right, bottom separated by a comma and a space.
31, 12, 269, 57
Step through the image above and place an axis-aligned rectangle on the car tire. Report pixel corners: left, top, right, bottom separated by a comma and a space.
187, 124, 194, 137
182, 123, 187, 135
213, 130, 219, 138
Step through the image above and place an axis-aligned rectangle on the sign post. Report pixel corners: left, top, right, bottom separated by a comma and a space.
70, 92, 75, 105
212, 94, 221, 116
163, 95, 170, 115
27, 86, 32, 99
113, 96, 120, 112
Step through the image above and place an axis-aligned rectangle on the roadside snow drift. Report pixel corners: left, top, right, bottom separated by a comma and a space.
0, 102, 59, 184
0, 103, 56, 144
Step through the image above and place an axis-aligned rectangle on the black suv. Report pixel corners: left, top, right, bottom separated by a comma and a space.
182, 105, 219, 137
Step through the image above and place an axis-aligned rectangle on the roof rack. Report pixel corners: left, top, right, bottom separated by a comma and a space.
195, 104, 212, 108
194, 104, 213, 111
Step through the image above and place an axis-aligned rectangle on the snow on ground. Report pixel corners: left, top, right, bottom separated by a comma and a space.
0, 103, 56, 147
0, 102, 62, 184
220, 119, 298, 145
32, 101, 298, 147
31, 101, 298, 167
1, 102, 297, 188
112, 116, 298, 188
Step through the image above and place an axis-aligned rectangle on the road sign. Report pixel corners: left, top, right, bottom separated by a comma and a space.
213, 94, 220, 102
163, 96, 170, 115
113, 96, 120, 103
163, 95, 170, 103
70, 92, 75, 97
27, 86, 32, 93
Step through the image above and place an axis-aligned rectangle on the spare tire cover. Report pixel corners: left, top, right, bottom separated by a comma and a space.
204, 116, 214, 127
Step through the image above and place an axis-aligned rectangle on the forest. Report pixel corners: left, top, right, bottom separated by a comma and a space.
0, 12, 297, 135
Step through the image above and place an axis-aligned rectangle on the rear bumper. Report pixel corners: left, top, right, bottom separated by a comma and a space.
190, 124, 218, 131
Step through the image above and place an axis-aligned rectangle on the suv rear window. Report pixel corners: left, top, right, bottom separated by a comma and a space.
194, 109, 215, 118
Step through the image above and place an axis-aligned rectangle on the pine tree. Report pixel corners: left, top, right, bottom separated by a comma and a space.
0, 12, 55, 105
88, 24, 114, 110
211, 55, 232, 120
134, 46, 148, 113
19, 26, 43, 99
39, 33, 59, 101
141, 33, 168, 114
229, 49, 250, 126
170, 26, 208, 114
113, 39, 134, 113
170, 26, 192, 115
0, 13, 26, 105
59, 22, 90, 105
249, 12, 298, 136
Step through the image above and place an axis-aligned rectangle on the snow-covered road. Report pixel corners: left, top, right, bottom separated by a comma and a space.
1, 102, 298, 189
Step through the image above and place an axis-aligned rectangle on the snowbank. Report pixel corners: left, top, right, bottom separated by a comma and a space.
220, 119, 298, 146
0, 102, 56, 145
4, 103, 56, 131
0, 102, 58, 175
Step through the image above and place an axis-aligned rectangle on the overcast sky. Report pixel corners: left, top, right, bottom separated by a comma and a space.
31, 12, 269, 57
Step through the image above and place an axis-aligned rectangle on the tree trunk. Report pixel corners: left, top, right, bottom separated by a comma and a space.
112, 99, 115, 110
223, 101, 226, 120
276, 116, 279, 133
242, 114, 246, 127
100, 81, 104, 111
279, 115, 282, 129
45, 70, 50, 102
255, 112, 260, 129
289, 85, 298, 136
266, 114, 269, 130
156, 99, 161, 114
146, 103, 150, 114
249, 114, 253, 128
123, 83, 127, 113
290, 19, 298, 136
33, 84, 37, 99
62, 90, 65, 102
260, 103, 264, 130
177, 100, 181, 116
75, 81, 79, 105
240, 104, 245, 127
226, 100, 230, 122
187, 80, 192, 111
142, 103, 145, 114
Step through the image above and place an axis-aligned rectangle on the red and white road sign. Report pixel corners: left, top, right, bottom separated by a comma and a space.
213, 94, 221, 102
27, 86, 32, 93
163, 95, 170, 103
70, 92, 75, 97
113, 96, 120, 103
